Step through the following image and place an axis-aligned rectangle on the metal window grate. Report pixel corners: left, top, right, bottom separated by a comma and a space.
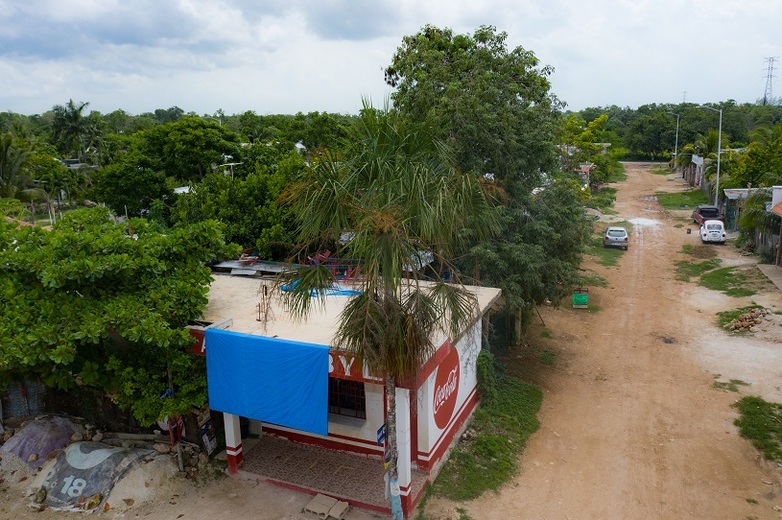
328, 378, 366, 419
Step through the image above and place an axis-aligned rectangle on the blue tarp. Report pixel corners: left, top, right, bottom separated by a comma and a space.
205, 328, 329, 436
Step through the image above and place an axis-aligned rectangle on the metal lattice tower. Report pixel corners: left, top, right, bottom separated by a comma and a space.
763, 57, 778, 105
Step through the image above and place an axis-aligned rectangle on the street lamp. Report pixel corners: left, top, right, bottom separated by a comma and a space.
666, 111, 679, 166
699, 105, 722, 206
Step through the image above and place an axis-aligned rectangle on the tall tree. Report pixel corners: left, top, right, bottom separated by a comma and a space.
50, 100, 97, 161
282, 106, 497, 520
385, 25, 561, 198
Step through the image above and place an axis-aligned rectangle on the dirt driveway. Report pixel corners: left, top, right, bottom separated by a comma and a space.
426, 162, 782, 519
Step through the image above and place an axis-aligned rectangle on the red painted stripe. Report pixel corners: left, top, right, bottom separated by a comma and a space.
262, 426, 384, 458
415, 339, 452, 386
416, 388, 479, 470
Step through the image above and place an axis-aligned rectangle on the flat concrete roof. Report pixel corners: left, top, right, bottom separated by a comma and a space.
202, 274, 502, 347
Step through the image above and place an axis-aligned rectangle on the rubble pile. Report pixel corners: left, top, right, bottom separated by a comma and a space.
725, 307, 770, 332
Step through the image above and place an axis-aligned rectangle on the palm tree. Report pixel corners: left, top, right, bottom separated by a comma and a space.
0, 133, 31, 198
282, 104, 497, 519
51, 100, 97, 161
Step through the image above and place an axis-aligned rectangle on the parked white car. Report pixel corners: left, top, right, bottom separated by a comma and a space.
699, 219, 727, 244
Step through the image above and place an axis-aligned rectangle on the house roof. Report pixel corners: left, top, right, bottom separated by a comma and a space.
771, 202, 782, 218
202, 274, 502, 347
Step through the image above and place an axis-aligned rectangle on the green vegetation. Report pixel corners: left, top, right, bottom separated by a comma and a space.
540, 329, 553, 339
539, 350, 557, 365
0, 208, 237, 426
577, 271, 609, 288
700, 266, 768, 297
429, 376, 542, 501
674, 258, 721, 281
651, 167, 669, 175
735, 396, 782, 462
655, 190, 709, 209
587, 186, 617, 210
713, 379, 750, 392
587, 243, 624, 266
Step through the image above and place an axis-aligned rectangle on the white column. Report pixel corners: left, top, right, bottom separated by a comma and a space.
394, 386, 412, 494
223, 413, 243, 474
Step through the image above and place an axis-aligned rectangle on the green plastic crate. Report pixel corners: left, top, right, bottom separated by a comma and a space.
572, 289, 589, 308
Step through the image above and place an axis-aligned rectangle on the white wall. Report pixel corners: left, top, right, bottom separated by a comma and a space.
417, 321, 482, 463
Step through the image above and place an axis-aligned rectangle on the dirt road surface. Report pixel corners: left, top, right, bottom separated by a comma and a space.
426, 162, 782, 519
4, 162, 782, 520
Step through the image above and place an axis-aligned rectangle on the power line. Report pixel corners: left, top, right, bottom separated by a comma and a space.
763, 56, 779, 105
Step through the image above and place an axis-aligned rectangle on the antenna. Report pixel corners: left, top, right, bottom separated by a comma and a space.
682, 91, 687, 103
763, 57, 778, 105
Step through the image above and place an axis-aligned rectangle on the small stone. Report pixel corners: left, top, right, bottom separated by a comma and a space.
84, 493, 102, 510
33, 487, 47, 504
27, 453, 38, 463
123, 499, 134, 506
92, 432, 104, 442
198, 453, 209, 467
3, 430, 14, 442
71, 432, 84, 442
153, 443, 171, 454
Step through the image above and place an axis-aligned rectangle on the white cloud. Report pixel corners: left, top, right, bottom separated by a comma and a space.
0, 0, 778, 115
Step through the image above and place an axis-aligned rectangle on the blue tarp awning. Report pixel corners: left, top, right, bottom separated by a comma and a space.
205, 328, 329, 436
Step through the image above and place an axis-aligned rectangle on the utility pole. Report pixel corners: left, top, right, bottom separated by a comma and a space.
763, 57, 778, 105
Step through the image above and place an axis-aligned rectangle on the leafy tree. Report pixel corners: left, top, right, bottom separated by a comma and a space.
730, 125, 782, 188
0, 207, 237, 425
171, 156, 299, 258
50, 100, 99, 161
385, 25, 560, 198
0, 132, 32, 197
92, 148, 171, 218
140, 117, 242, 182
282, 106, 497, 520
469, 175, 591, 334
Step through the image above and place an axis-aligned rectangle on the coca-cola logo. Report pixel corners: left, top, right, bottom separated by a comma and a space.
433, 348, 460, 430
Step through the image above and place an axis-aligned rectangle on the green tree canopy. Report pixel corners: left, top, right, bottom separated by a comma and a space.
385, 25, 560, 198
0, 207, 237, 425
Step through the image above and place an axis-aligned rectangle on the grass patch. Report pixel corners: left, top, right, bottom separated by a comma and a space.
674, 258, 721, 281
716, 305, 764, 329
585, 303, 601, 313
577, 271, 609, 288
735, 396, 782, 462
699, 266, 760, 297
540, 329, 553, 339
587, 244, 625, 267
606, 162, 627, 183
539, 350, 557, 365
430, 376, 543, 501
713, 379, 750, 392
651, 167, 670, 175
587, 187, 618, 210
680, 244, 718, 259
655, 190, 709, 210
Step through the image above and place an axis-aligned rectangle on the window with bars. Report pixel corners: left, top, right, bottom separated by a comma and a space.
328, 378, 367, 419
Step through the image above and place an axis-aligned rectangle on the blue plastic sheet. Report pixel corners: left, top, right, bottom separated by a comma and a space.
205, 328, 329, 436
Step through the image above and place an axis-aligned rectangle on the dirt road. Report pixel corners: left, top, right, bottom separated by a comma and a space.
426, 162, 782, 519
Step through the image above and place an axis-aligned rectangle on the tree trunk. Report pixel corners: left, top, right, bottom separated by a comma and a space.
386, 375, 404, 520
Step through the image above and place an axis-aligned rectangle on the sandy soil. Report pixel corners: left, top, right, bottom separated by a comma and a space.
5, 162, 782, 520
423, 162, 782, 519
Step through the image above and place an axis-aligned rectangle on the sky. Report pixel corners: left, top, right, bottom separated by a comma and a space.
0, 0, 780, 117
